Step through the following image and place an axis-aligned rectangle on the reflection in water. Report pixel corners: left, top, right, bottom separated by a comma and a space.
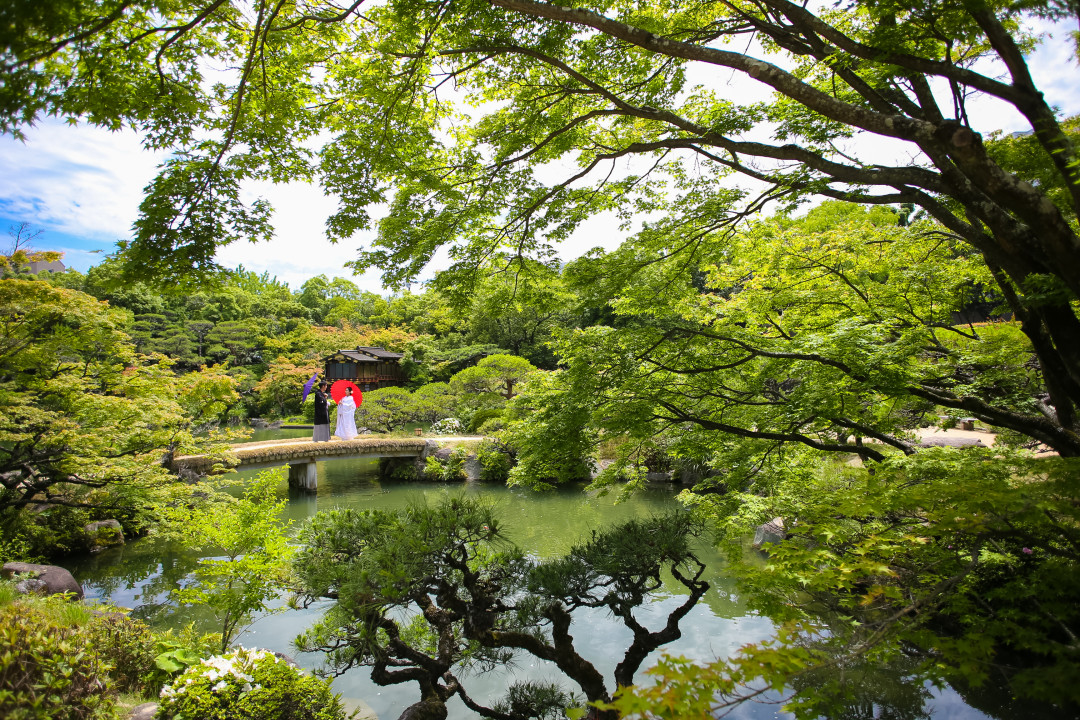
790, 650, 936, 720
61, 454, 994, 720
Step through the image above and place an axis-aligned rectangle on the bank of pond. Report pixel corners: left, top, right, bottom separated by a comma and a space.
54, 456, 1011, 720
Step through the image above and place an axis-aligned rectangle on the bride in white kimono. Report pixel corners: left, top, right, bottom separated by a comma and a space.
334, 387, 359, 440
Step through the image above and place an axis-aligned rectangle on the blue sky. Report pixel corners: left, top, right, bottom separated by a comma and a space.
0, 123, 152, 272
0, 121, 388, 289
0, 215, 108, 273
1, 21, 1077, 291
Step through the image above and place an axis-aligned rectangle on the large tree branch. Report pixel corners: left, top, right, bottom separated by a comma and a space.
653, 400, 890, 462
645, 322, 1080, 455
757, 0, 1022, 103
966, 9, 1080, 214
450, 43, 950, 196
908, 385, 1080, 455
486, 0, 939, 144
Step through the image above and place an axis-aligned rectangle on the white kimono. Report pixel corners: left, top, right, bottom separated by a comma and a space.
334, 395, 358, 440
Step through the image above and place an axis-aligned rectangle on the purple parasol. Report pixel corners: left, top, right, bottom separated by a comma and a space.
301, 373, 319, 403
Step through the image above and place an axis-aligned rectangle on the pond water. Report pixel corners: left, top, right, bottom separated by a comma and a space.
59, 445, 1005, 720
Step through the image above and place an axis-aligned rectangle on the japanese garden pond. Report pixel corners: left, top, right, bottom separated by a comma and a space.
58, 432, 1013, 720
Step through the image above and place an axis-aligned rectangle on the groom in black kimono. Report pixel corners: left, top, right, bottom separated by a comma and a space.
313, 380, 331, 442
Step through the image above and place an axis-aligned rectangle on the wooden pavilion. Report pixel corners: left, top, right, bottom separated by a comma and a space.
322, 346, 405, 392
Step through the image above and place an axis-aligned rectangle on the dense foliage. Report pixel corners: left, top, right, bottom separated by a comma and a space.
0, 279, 240, 557
601, 449, 1080, 717
494, 205, 1080, 712
504, 203, 1050, 489
0, 599, 116, 720
0, 580, 339, 719
0, 583, 216, 719
3, 0, 1078, 444
4, 205, 1078, 714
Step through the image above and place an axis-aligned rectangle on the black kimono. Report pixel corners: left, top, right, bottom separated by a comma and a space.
313, 387, 331, 442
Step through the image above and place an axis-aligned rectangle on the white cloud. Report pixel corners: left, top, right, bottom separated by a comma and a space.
0, 121, 162, 243
0, 121, 389, 289
215, 179, 385, 291
1025, 22, 1080, 118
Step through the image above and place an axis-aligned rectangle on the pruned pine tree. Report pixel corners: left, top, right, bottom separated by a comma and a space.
292, 496, 708, 720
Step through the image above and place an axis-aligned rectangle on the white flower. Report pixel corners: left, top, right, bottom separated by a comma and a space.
212, 680, 228, 692
205, 655, 236, 673
159, 685, 175, 699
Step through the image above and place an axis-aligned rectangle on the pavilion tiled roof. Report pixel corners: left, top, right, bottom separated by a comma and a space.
326, 347, 404, 363
355, 346, 404, 359
335, 350, 379, 363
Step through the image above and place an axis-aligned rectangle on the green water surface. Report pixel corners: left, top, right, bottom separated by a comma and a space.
61, 453, 1004, 720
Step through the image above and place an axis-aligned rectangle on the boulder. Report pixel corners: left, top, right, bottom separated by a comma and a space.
16, 578, 50, 595
271, 650, 299, 668
129, 702, 158, 720
645, 471, 673, 483
589, 459, 614, 480
752, 517, 786, 551
407, 440, 441, 479
463, 454, 483, 482
2, 562, 84, 599
177, 466, 203, 484
674, 463, 719, 486
85, 519, 125, 553
433, 447, 454, 461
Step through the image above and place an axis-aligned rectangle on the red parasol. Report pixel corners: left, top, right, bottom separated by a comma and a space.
330, 379, 363, 405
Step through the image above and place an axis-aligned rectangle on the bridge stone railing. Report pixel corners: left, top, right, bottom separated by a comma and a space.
173, 437, 435, 491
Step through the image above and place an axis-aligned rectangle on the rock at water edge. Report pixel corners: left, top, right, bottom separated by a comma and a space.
2, 562, 84, 599
752, 518, 786, 551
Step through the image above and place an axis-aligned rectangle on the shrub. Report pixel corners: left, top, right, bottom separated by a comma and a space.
81, 612, 157, 696
422, 448, 468, 482
6, 504, 93, 558
0, 526, 39, 565
476, 440, 513, 484
155, 647, 347, 720
0, 580, 16, 606
466, 409, 502, 434
0, 602, 117, 720
475, 415, 506, 434
143, 625, 222, 695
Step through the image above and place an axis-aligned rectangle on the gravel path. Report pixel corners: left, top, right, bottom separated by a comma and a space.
914, 426, 996, 447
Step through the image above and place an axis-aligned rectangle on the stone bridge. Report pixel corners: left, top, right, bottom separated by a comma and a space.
173, 437, 437, 491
